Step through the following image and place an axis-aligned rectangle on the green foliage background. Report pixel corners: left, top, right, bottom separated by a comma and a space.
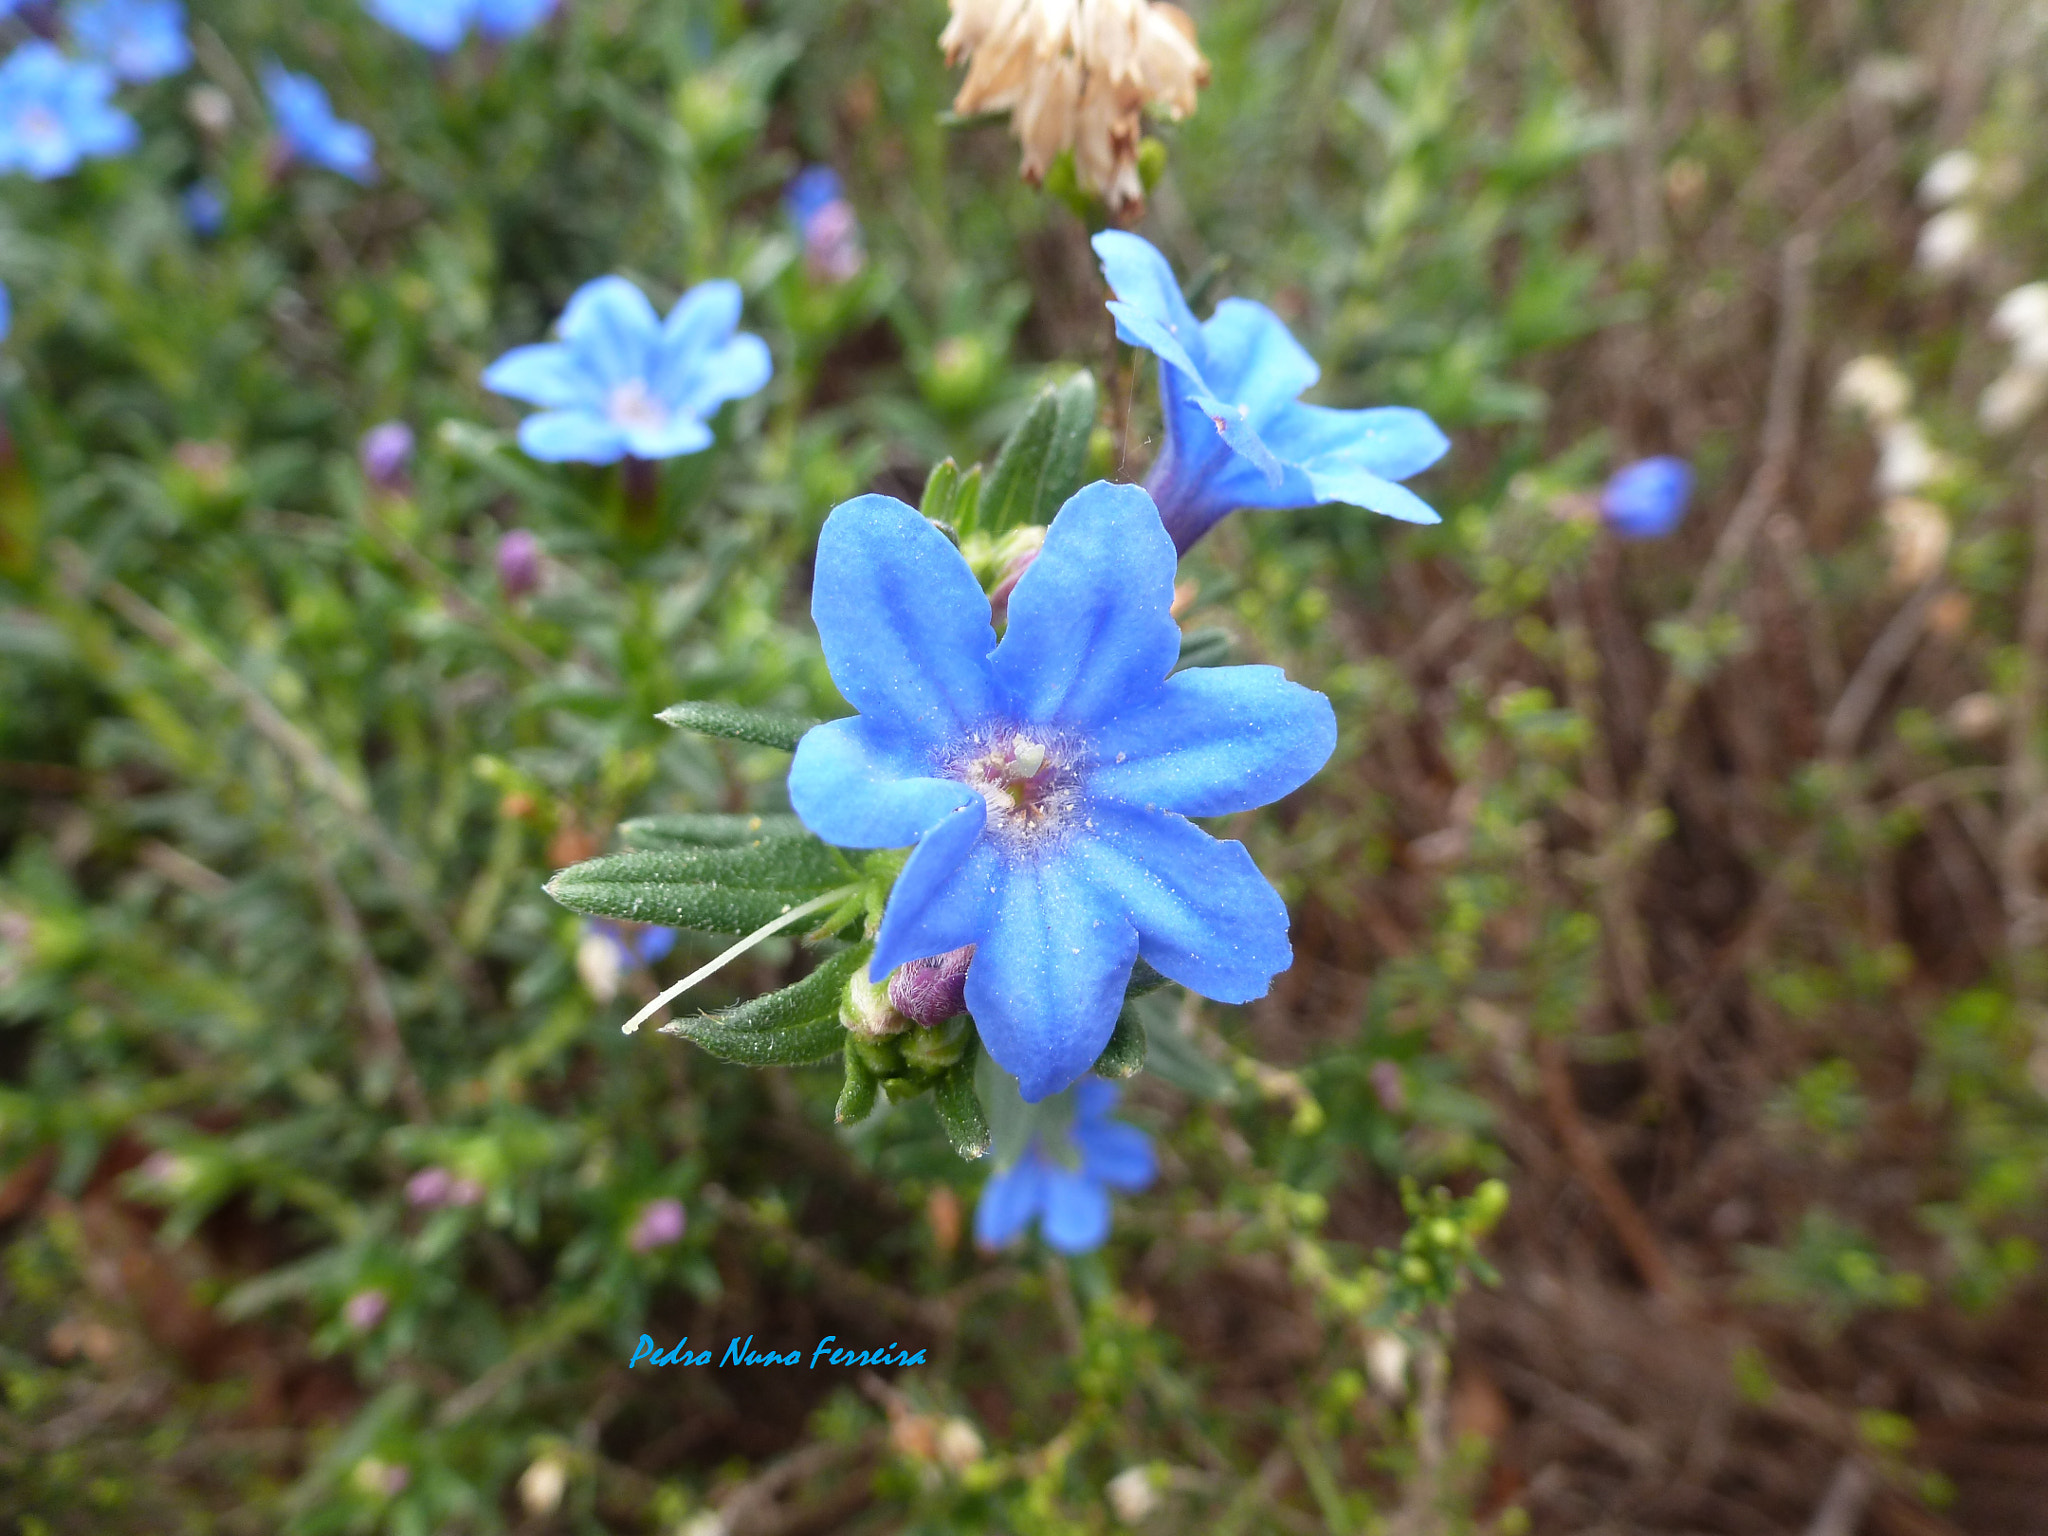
5, 0, 2048, 1531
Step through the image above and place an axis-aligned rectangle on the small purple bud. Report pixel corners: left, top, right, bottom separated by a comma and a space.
1369, 1060, 1407, 1115
497, 529, 541, 599
343, 1288, 389, 1331
405, 1167, 453, 1207
359, 421, 415, 491
1600, 456, 1694, 540
804, 200, 865, 283
888, 945, 974, 1028
629, 1197, 687, 1252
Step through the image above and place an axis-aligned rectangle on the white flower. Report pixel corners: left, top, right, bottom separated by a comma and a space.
1882, 497, 1950, 586
1106, 1465, 1162, 1524
940, 0, 1209, 213
1917, 149, 1980, 209
1365, 1329, 1411, 1398
1980, 366, 2048, 435
935, 1418, 986, 1471
1993, 282, 2048, 369
1875, 420, 1944, 496
518, 1456, 568, 1517
1916, 207, 1981, 277
1834, 355, 1912, 424
575, 927, 623, 1003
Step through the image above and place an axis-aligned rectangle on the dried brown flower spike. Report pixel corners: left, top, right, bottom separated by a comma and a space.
940, 0, 1209, 215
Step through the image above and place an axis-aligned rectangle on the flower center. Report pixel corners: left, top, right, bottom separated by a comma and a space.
955, 730, 1082, 846
605, 378, 670, 434
20, 107, 61, 145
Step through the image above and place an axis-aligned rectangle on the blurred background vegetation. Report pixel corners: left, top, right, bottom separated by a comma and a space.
4, 0, 2048, 1531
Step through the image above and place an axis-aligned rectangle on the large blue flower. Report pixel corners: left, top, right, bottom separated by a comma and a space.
788, 481, 1336, 1102
362, 0, 555, 52
482, 276, 772, 465
69, 0, 191, 84
975, 1078, 1156, 1254
1093, 230, 1450, 553
262, 63, 375, 184
0, 42, 136, 180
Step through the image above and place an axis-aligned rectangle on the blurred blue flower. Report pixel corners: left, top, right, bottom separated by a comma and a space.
785, 165, 864, 284
1600, 455, 1694, 539
482, 275, 772, 465
1092, 230, 1450, 553
70, 0, 190, 84
363, 0, 554, 50
788, 482, 1335, 1102
0, 42, 136, 179
974, 1079, 1155, 1254
0, 281, 11, 342
262, 63, 375, 184
181, 178, 223, 236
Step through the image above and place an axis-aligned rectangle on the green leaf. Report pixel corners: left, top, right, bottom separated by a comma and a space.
919, 457, 961, 523
952, 463, 984, 536
668, 1013, 847, 1067
544, 845, 847, 934
666, 944, 867, 1036
1131, 989, 1236, 1101
932, 1044, 991, 1159
618, 812, 808, 848
836, 1048, 878, 1124
1172, 627, 1234, 672
1092, 1005, 1147, 1079
656, 700, 822, 752
979, 371, 1097, 533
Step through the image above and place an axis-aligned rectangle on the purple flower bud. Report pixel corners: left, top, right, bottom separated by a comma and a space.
629, 1197, 687, 1252
359, 421, 414, 491
1369, 1060, 1407, 1114
888, 945, 974, 1028
804, 199, 865, 283
406, 1167, 453, 1207
1600, 456, 1693, 540
497, 528, 541, 599
343, 1288, 389, 1331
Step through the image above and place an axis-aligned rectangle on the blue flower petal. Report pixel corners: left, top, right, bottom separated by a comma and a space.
1092, 230, 1207, 373
557, 277, 660, 389
1199, 298, 1321, 416
475, 0, 554, 38
1072, 803, 1292, 1004
870, 803, 997, 979
1074, 1118, 1155, 1192
1263, 403, 1450, 484
992, 482, 1179, 731
481, 343, 593, 409
1090, 664, 1336, 818
670, 334, 773, 419
516, 409, 628, 464
1073, 1077, 1119, 1121
1298, 462, 1443, 525
788, 716, 975, 850
622, 413, 715, 460
810, 495, 998, 749
365, 0, 471, 49
1039, 1166, 1112, 1253
963, 855, 1137, 1103
974, 1155, 1049, 1248
657, 278, 742, 359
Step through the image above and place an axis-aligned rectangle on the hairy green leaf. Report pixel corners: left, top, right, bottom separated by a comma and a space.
836, 1048, 878, 1125
665, 944, 868, 1038
932, 1045, 991, 1159
618, 812, 809, 849
656, 699, 822, 752
1093, 1005, 1147, 1079
980, 371, 1097, 533
667, 1013, 848, 1067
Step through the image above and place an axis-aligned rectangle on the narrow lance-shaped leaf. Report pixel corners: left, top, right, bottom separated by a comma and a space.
979, 371, 1097, 533
662, 946, 868, 1067
836, 1048, 879, 1125
932, 1043, 991, 1159
657, 700, 822, 753
545, 845, 850, 935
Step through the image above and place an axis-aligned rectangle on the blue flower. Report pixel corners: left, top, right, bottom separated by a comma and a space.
1092, 230, 1450, 554
0, 42, 136, 180
181, 178, 224, 236
974, 1079, 1156, 1254
262, 63, 375, 184
69, 0, 191, 84
482, 275, 772, 465
788, 481, 1336, 1102
0, 280, 12, 342
1600, 456, 1693, 539
785, 165, 864, 284
362, 0, 554, 51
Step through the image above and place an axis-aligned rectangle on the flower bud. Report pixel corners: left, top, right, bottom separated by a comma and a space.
359, 421, 415, 492
497, 529, 542, 599
1882, 497, 1949, 586
519, 1454, 569, 1516
1106, 1464, 1161, 1523
406, 1167, 454, 1206
842, 967, 908, 1037
1365, 1331, 1410, 1399
887, 945, 974, 1027
935, 1417, 985, 1471
186, 83, 234, 136
343, 1288, 388, 1331
1992, 282, 2048, 350
1369, 1060, 1406, 1114
182, 181, 226, 240
352, 1457, 410, 1498
1875, 420, 1943, 497
1834, 355, 1912, 423
1980, 367, 2047, 436
1915, 207, 1981, 277
577, 922, 623, 1003
1916, 149, 1980, 209
629, 1197, 687, 1252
